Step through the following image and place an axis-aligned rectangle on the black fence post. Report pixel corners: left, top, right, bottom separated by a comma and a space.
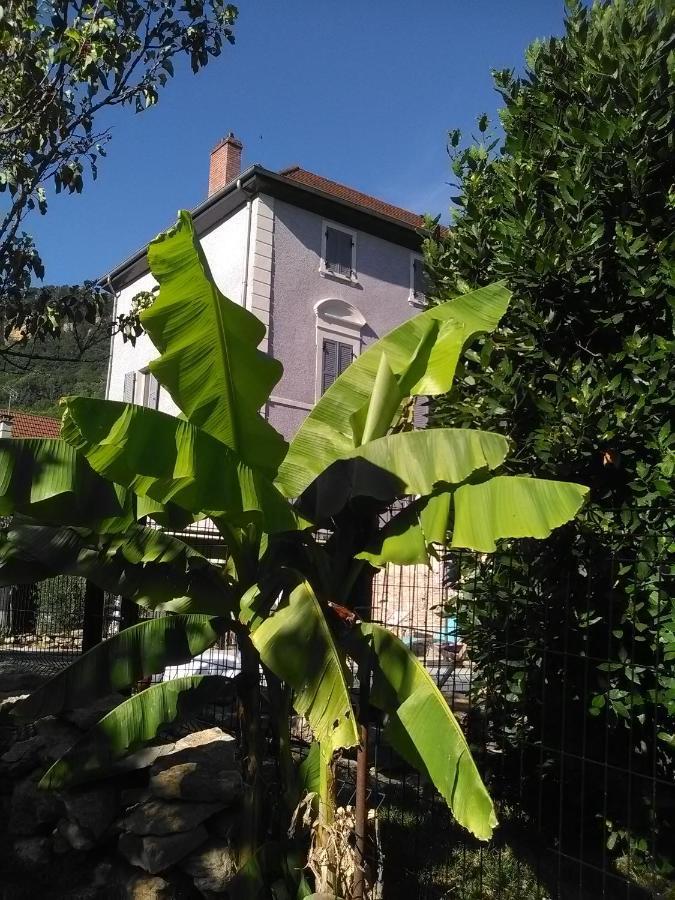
82, 582, 104, 652
119, 596, 140, 632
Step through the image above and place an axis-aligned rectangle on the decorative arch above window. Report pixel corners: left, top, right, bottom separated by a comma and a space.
314, 299, 366, 398
314, 298, 367, 330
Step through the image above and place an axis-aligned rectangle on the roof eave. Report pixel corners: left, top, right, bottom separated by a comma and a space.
104, 165, 426, 290
103, 165, 259, 290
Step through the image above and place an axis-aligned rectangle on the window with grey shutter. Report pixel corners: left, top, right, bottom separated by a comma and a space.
412, 257, 427, 298
123, 372, 136, 403
413, 395, 428, 429
145, 373, 160, 409
322, 338, 353, 394
324, 226, 354, 278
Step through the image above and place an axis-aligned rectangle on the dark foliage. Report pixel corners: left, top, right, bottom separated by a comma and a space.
0, 0, 237, 347
425, 0, 674, 874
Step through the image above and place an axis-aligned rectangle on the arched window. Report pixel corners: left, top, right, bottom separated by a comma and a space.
314, 299, 366, 398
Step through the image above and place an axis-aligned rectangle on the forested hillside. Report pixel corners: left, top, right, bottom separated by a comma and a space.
0, 291, 111, 417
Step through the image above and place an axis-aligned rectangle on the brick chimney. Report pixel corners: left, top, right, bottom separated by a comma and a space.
0, 412, 13, 439
208, 132, 243, 196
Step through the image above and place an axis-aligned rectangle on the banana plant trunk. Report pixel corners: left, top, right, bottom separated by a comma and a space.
237, 632, 266, 867
353, 554, 375, 900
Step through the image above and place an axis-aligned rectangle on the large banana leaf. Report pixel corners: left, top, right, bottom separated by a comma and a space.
451, 475, 590, 551
346, 428, 509, 495
62, 397, 300, 534
357, 492, 452, 567
246, 579, 359, 756
0, 523, 233, 615
277, 282, 511, 498
0, 438, 126, 526
296, 429, 508, 522
350, 623, 497, 841
0, 436, 195, 533
143, 211, 286, 476
40, 674, 234, 789
14, 615, 222, 720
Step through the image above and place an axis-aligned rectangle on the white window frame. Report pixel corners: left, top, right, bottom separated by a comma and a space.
409, 252, 426, 308
320, 220, 358, 283
314, 299, 366, 401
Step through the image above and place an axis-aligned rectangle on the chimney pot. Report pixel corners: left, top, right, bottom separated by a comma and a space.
208, 132, 243, 197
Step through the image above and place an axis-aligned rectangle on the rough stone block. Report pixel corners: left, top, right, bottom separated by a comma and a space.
118, 826, 208, 874
180, 838, 238, 893
0, 734, 43, 776
9, 776, 63, 835
55, 815, 96, 851
12, 836, 51, 867
34, 716, 81, 762
121, 797, 225, 836
149, 728, 241, 803
64, 783, 119, 841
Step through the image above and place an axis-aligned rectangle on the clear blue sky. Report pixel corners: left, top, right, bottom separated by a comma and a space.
31, 0, 567, 285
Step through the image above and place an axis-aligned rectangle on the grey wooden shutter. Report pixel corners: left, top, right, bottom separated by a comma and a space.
413, 258, 426, 297
322, 339, 353, 394
322, 339, 338, 394
337, 342, 353, 376
146, 373, 160, 409
325, 227, 353, 278
413, 395, 428, 429
123, 372, 136, 403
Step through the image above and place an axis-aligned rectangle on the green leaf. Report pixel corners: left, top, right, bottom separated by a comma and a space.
451, 475, 589, 551
278, 282, 511, 498
350, 352, 403, 447
352, 623, 497, 841
13, 615, 222, 720
0, 438, 126, 526
247, 579, 359, 755
0, 436, 193, 533
297, 429, 508, 522
40, 675, 233, 789
62, 397, 300, 534
297, 741, 322, 796
347, 428, 509, 495
0, 523, 233, 615
144, 211, 286, 475
357, 492, 452, 567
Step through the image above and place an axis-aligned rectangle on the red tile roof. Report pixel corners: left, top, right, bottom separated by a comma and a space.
0, 410, 61, 439
280, 166, 426, 230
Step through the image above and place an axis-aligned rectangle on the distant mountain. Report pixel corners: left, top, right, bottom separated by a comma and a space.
0, 296, 110, 418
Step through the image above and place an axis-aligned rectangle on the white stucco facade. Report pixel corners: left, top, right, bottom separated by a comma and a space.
107, 203, 252, 412
107, 183, 424, 440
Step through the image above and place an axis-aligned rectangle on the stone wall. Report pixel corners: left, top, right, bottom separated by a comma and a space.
0, 675, 244, 899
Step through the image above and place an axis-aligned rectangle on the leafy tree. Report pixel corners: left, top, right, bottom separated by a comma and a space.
0, 211, 587, 894
424, 0, 674, 870
0, 0, 237, 353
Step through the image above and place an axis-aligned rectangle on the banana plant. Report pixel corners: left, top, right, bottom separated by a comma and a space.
0, 210, 589, 895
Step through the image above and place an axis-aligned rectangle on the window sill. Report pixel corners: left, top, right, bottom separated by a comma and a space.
408, 292, 426, 309
319, 267, 359, 286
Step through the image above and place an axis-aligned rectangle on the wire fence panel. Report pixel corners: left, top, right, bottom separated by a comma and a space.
0, 575, 87, 658
0, 513, 672, 900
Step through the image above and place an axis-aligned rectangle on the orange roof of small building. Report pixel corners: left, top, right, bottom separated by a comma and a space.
0, 410, 61, 439
280, 166, 426, 230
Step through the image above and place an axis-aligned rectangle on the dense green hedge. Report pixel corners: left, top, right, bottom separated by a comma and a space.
424, 0, 674, 875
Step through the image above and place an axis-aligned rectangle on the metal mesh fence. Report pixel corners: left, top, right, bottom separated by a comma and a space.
0, 514, 672, 900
